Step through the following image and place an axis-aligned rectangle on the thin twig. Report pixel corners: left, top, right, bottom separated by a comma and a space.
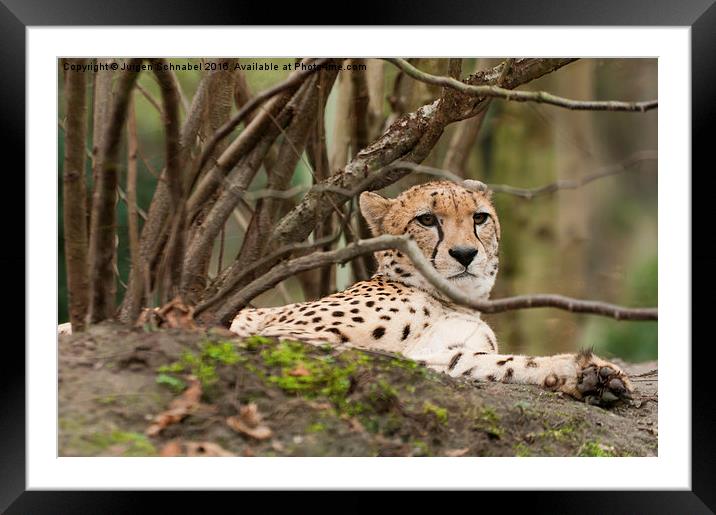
386, 58, 658, 112
135, 82, 164, 119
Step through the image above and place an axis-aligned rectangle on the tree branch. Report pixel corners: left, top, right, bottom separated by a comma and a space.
87, 58, 142, 323
214, 234, 657, 326
386, 58, 658, 112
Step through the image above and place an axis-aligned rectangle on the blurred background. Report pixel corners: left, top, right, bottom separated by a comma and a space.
58, 58, 657, 361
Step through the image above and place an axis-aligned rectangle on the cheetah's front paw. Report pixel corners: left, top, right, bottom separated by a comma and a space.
571, 354, 633, 406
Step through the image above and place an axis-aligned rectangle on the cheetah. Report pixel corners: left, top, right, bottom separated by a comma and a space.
231, 179, 633, 404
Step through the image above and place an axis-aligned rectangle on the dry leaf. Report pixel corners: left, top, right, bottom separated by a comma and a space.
288, 364, 311, 377
159, 440, 183, 457
146, 376, 202, 436
136, 297, 197, 331
444, 447, 470, 457
226, 402, 273, 440
159, 440, 235, 457
226, 416, 273, 441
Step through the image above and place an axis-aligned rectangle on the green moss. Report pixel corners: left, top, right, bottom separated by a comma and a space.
411, 440, 431, 457
256, 340, 363, 415
540, 425, 576, 441
155, 373, 187, 393
242, 335, 273, 351
578, 440, 616, 457
307, 422, 326, 433
156, 339, 245, 390
423, 401, 448, 424
89, 431, 156, 456
474, 407, 503, 439
514, 442, 532, 457
96, 395, 118, 405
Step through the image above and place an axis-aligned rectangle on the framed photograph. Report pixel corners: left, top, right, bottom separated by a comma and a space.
4, 0, 713, 512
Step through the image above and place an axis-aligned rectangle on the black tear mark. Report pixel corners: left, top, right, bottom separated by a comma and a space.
430, 221, 444, 266
448, 352, 463, 371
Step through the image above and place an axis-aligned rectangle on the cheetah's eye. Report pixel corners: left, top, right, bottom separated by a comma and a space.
416, 213, 437, 227
473, 212, 489, 225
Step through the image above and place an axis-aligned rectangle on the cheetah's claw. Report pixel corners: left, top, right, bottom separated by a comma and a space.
577, 364, 632, 405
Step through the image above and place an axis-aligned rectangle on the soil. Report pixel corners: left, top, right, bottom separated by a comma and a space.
58, 322, 657, 457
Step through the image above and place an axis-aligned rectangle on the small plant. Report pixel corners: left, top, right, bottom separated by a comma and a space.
423, 401, 448, 424
578, 440, 616, 457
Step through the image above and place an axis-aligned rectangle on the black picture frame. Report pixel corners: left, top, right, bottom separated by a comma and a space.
3, 0, 713, 512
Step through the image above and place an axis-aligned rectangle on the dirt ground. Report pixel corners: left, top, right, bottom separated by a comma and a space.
58, 322, 657, 457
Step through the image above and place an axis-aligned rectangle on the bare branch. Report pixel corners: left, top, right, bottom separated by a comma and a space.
87, 58, 142, 322
61, 58, 90, 330
214, 234, 657, 326
487, 150, 658, 199
271, 58, 576, 248
150, 59, 184, 304
386, 58, 658, 112
125, 94, 143, 310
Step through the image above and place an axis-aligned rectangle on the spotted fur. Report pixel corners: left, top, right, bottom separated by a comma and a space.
230, 180, 633, 403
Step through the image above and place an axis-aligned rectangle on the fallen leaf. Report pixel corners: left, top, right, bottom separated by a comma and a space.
146, 376, 202, 436
159, 440, 183, 457
227, 416, 273, 441
288, 364, 311, 377
135, 297, 197, 331
226, 402, 273, 441
159, 440, 235, 457
444, 447, 470, 457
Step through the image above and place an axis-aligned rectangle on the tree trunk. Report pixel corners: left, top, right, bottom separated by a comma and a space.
87, 60, 142, 323
61, 58, 90, 331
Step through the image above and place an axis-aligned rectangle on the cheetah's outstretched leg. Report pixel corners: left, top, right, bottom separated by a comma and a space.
421, 349, 633, 404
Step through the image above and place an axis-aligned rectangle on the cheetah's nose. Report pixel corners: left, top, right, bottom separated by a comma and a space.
448, 246, 478, 267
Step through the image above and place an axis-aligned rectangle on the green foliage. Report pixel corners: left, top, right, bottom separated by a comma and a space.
514, 442, 532, 457
259, 341, 357, 411
156, 339, 244, 389
90, 430, 156, 457
422, 401, 448, 424
577, 440, 616, 457
155, 373, 187, 393
474, 406, 503, 438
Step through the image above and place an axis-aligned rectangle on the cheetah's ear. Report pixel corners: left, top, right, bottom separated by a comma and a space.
360, 191, 394, 235
463, 179, 487, 193
463, 179, 493, 200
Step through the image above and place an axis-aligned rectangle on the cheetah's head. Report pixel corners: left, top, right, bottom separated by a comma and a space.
360, 180, 500, 301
